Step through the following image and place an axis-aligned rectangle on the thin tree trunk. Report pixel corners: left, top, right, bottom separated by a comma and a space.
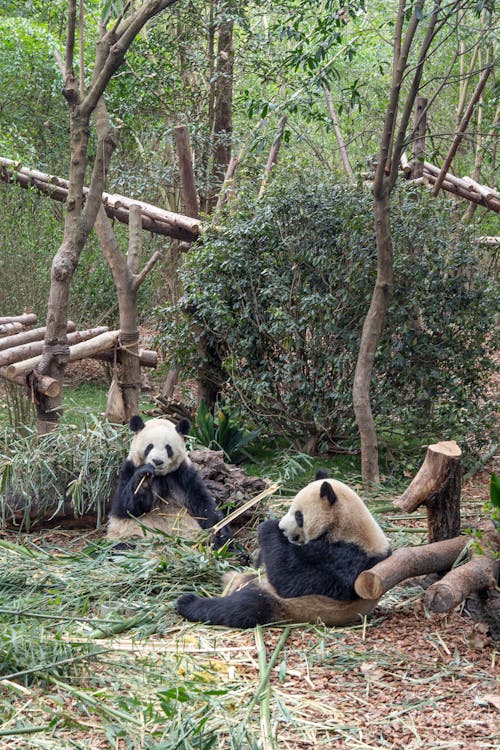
208, 14, 233, 211
258, 116, 287, 199
323, 84, 355, 184
353, 188, 393, 484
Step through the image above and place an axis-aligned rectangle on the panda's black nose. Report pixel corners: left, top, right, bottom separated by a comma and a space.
152, 458, 164, 467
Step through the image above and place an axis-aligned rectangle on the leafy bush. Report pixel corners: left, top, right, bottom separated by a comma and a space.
190, 401, 261, 463
156, 180, 498, 460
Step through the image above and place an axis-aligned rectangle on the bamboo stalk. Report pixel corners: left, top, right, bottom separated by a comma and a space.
209, 483, 280, 534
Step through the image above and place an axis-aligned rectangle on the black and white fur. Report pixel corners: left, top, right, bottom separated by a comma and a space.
176, 471, 391, 627
107, 416, 230, 547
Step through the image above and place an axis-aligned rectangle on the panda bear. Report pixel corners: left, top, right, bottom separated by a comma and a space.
176, 471, 391, 627
107, 415, 230, 547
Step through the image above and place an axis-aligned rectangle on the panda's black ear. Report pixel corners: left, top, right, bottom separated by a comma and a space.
129, 415, 145, 433
320, 481, 337, 505
315, 469, 330, 480
176, 417, 191, 436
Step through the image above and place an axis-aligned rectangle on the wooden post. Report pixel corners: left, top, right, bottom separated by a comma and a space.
411, 96, 427, 179
393, 441, 462, 542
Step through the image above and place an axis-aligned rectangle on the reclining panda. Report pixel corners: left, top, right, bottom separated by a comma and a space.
107, 415, 230, 547
176, 472, 391, 627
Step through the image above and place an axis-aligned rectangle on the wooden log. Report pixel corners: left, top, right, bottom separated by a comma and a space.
432, 66, 493, 197
0, 368, 60, 397
424, 532, 500, 612
0, 313, 37, 326
424, 556, 497, 613
0, 322, 24, 336
93, 348, 157, 368
394, 440, 462, 542
354, 536, 469, 600
0, 157, 201, 241
0, 322, 76, 352
0, 326, 108, 367
400, 152, 412, 175
6, 330, 120, 378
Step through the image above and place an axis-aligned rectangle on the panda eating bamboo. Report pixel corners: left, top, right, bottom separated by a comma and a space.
176, 471, 391, 627
107, 415, 231, 548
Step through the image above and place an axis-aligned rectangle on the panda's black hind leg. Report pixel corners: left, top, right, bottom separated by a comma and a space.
176, 585, 278, 628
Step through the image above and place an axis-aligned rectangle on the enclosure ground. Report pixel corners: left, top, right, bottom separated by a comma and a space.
1, 452, 499, 750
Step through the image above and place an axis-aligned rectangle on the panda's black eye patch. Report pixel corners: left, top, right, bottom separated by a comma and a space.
295, 510, 304, 528
144, 443, 153, 457
165, 444, 173, 458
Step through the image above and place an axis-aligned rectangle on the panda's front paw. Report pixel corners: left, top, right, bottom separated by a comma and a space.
212, 524, 233, 550
132, 464, 155, 489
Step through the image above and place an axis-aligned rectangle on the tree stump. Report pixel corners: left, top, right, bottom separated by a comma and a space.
394, 440, 462, 542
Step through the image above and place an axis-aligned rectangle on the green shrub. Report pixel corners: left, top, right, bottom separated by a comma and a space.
155, 180, 498, 462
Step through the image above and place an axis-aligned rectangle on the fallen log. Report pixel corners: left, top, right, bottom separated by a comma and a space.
394, 440, 462, 542
6, 330, 120, 378
354, 536, 469, 600
424, 531, 500, 613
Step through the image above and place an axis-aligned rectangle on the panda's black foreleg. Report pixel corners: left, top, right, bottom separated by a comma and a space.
176, 585, 279, 628
112, 461, 156, 517
176, 464, 234, 548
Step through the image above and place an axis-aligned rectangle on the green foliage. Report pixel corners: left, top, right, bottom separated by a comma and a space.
489, 472, 500, 530
156, 179, 498, 464
190, 401, 261, 464
0, 16, 66, 166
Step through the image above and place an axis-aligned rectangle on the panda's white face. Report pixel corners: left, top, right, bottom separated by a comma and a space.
278, 478, 390, 554
279, 479, 338, 545
128, 417, 189, 476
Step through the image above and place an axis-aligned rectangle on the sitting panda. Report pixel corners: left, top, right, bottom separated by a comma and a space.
107, 415, 230, 548
176, 471, 391, 627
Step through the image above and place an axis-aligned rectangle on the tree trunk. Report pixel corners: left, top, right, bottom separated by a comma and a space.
353, 186, 393, 485
208, 14, 233, 212
410, 96, 427, 179
33, 0, 181, 433
323, 84, 355, 184
258, 116, 287, 199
